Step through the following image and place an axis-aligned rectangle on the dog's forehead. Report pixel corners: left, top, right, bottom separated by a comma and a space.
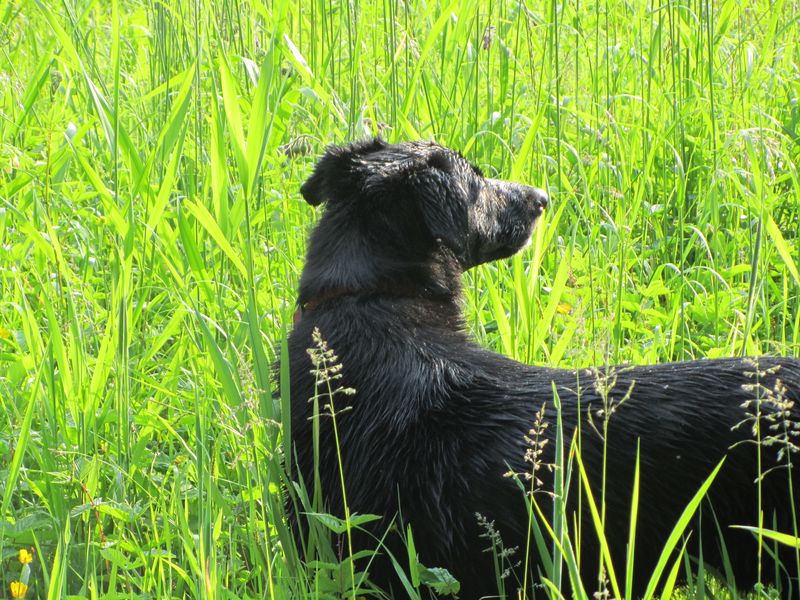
359, 141, 476, 175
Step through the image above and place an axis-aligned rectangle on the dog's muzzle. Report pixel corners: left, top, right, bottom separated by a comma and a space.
486, 180, 548, 220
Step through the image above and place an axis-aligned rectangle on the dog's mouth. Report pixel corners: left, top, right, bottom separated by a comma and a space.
525, 196, 547, 245
522, 228, 537, 249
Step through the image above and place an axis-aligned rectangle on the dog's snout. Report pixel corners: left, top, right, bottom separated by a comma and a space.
488, 179, 549, 212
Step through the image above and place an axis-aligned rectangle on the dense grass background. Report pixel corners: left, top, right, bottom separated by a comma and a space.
1, 0, 799, 597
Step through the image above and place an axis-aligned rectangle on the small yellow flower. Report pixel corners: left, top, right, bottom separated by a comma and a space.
10, 581, 28, 598
556, 302, 572, 315
19, 548, 33, 564
0, 326, 12, 339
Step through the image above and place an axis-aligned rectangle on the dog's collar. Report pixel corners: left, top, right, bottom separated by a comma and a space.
293, 287, 355, 324
293, 283, 437, 324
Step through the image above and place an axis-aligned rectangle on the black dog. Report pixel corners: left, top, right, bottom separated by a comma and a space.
287, 139, 800, 598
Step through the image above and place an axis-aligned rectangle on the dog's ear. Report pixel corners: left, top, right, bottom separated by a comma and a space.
301, 138, 388, 206
357, 144, 470, 259
413, 170, 469, 259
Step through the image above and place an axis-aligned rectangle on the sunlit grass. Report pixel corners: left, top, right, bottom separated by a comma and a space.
1, 0, 798, 597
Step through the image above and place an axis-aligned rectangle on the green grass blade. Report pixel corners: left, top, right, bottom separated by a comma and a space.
658, 538, 690, 600
184, 198, 248, 277
218, 51, 249, 185
765, 214, 800, 285
573, 441, 623, 599
642, 458, 726, 598
625, 442, 641, 600
0, 359, 45, 517
732, 526, 800, 548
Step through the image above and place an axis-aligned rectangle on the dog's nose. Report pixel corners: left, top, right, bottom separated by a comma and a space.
523, 185, 547, 215
526, 186, 548, 211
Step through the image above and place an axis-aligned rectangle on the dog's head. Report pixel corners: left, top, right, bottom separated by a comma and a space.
301, 139, 547, 270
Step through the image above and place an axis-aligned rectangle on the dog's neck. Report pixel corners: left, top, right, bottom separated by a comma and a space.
297, 257, 462, 310
297, 219, 463, 318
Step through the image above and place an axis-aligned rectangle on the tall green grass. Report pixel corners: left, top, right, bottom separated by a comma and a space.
1, 0, 799, 597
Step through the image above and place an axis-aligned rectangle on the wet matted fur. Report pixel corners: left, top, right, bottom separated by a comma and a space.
286, 139, 800, 598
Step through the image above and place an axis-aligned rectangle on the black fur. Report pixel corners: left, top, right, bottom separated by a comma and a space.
287, 139, 800, 598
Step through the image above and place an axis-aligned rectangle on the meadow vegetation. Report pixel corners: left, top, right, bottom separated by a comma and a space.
1, 0, 799, 597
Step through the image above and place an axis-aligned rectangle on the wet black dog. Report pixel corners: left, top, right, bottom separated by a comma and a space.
287, 139, 800, 598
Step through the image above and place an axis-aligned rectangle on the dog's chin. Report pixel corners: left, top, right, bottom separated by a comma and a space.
470, 218, 542, 266
521, 218, 541, 249
501, 230, 537, 260
522, 231, 535, 249
500, 223, 539, 260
